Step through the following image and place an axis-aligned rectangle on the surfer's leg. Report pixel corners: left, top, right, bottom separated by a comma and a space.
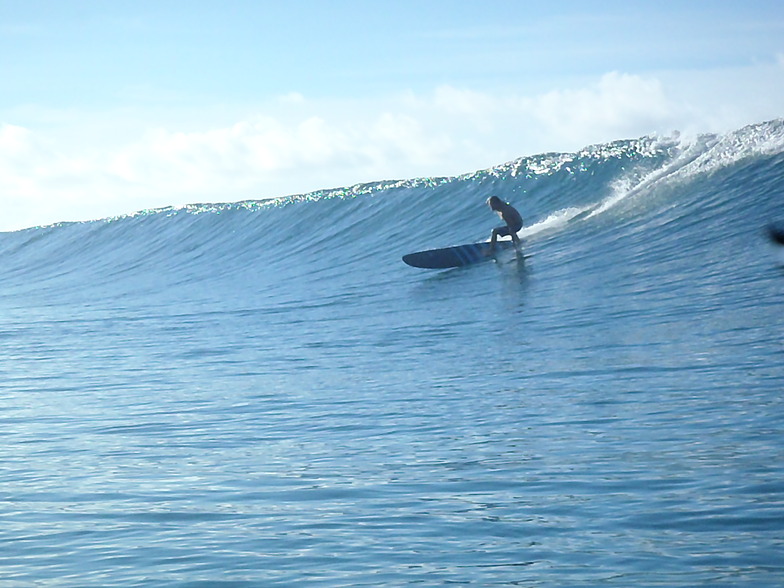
509, 221, 522, 249
490, 227, 500, 249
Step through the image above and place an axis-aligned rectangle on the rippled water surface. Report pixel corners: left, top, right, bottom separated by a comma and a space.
2, 122, 784, 586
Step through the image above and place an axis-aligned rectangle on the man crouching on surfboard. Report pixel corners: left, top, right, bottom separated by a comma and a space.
487, 196, 523, 251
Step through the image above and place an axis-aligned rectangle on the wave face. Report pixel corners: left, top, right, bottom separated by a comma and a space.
2, 120, 784, 586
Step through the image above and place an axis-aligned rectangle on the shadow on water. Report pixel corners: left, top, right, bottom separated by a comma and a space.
497, 251, 531, 303
406, 251, 530, 308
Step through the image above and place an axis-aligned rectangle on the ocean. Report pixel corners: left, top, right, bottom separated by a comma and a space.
1, 119, 783, 587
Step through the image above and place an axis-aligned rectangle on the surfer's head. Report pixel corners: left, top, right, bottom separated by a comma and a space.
487, 196, 503, 210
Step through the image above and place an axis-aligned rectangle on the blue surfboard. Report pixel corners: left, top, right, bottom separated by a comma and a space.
403, 240, 518, 269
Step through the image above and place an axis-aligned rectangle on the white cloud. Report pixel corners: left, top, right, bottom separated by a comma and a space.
0, 123, 109, 229
526, 72, 678, 143
532, 72, 670, 135
432, 86, 497, 117
1, 65, 783, 232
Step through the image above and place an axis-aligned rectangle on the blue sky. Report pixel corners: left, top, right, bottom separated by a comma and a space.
1, 0, 783, 230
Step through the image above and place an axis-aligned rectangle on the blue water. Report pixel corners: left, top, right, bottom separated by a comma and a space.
2, 119, 783, 587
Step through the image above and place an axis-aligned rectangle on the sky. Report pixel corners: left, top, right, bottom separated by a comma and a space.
1, 0, 783, 231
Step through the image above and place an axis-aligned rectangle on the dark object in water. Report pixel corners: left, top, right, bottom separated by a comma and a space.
768, 222, 784, 246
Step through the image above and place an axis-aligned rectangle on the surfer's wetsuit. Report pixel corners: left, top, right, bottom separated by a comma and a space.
487, 196, 523, 249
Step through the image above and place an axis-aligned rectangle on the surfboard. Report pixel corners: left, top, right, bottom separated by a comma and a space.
402, 240, 518, 269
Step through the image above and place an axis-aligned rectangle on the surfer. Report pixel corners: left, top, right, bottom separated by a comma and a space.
487, 196, 523, 250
